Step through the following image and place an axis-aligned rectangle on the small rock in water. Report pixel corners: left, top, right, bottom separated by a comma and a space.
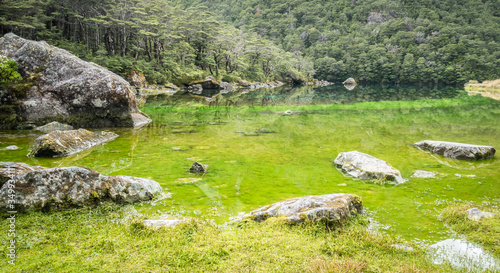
334, 151, 406, 184
391, 244, 414, 252
411, 170, 438, 179
256, 128, 276, 133
177, 178, 202, 184
466, 208, 496, 221
189, 162, 208, 173
244, 193, 362, 224
143, 218, 187, 227
5, 145, 19, 150
243, 132, 260, 136
413, 140, 495, 160
27, 129, 118, 157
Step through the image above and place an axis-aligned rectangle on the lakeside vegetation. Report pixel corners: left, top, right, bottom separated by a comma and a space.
0, 203, 460, 272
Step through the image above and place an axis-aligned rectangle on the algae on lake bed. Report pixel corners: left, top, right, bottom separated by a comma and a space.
1, 86, 499, 245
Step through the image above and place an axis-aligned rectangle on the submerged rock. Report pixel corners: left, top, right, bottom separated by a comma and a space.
28, 129, 118, 157
411, 170, 438, 179
0, 162, 164, 212
0, 33, 151, 128
466, 208, 496, 221
189, 162, 208, 173
256, 128, 276, 134
334, 151, 406, 184
244, 193, 362, 224
4, 145, 19, 151
35, 121, 73, 133
143, 218, 187, 227
414, 140, 495, 160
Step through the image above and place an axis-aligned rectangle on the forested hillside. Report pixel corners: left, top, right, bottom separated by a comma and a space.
0, 0, 314, 85
180, 0, 500, 85
1, 0, 499, 85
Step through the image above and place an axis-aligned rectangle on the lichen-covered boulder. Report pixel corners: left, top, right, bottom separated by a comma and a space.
0, 33, 151, 128
0, 162, 164, 212
28, 128, 118, 157
35, 121, 73, 133
334, 151, 406, 184
414, 140, 495, 160
244, 193, 362, 224
0, 162, 45, 187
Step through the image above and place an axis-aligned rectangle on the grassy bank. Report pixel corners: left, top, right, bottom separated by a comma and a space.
441, 203, 500, 259
0, 203, 459, 272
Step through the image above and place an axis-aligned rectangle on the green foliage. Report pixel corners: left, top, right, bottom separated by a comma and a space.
0, 56, 22, 85
179, 0, 500, 85
0, 0, 313, 84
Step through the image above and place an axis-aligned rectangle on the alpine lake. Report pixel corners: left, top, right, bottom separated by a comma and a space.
1, 84, 499, 260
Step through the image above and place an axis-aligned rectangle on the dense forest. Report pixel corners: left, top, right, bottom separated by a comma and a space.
0, 0, 314, 85
180, 0, 500, 85
1, 0, 500, 85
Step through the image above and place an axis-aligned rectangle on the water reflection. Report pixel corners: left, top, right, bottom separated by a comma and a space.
430, 239, 500, 272
145, 85, 466, 107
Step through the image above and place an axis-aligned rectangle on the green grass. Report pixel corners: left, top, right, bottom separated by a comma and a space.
0, 204, 459, 272
441, 203, 500, 259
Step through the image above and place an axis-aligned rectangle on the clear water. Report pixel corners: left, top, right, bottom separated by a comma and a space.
1, 85, 499, 246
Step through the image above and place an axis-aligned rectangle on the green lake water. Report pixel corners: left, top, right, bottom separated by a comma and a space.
1, 84, 499, 244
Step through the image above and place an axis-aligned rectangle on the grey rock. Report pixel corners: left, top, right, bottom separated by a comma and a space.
0, 33, 151, 128
0, 162, 164, 212
5, 145, 19, 150
334, 151, 406, 184
343, 77, 357, 84
35, 121, 73, 133
466, 208, 496, 221
243, 132, 260, 136
28, 128, 118, 157
187, 84, 203, 94
411, 170, 438, 179
143, 219, 187, 227
256, 128, 276, 134
244, 193, 362, 224
189, 162, 208, 173
0, 162, 45, 187
414, 140, 495, 160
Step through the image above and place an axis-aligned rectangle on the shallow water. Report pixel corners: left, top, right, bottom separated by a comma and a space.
1, 85, 499, 246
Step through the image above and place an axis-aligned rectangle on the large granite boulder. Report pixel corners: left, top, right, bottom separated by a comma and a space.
334, 151, 406, 184
0, 162, 164, 212
244, 193, 362, 224
0, 33, 151, 128
414, 140, 496, 160
28, 128, 118, 157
